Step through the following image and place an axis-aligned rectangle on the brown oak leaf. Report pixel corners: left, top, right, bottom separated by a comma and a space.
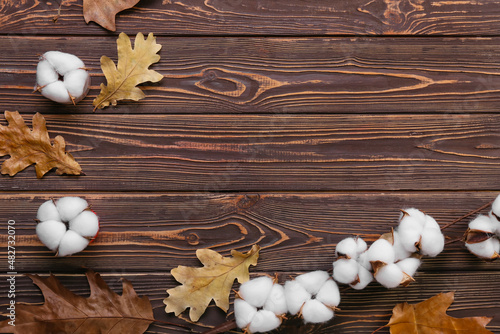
0, 270, 154, 334
387, 292, 493, 334
164, 244, 261, 322
83, 0, 141, 31
0, 111, 82, 178
93, 32, 163, 110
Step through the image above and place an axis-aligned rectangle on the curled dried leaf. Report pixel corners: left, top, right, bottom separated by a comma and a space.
0, 111, 82, 178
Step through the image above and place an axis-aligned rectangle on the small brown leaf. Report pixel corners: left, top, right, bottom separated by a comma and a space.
0, 270, 154, 334
164, 244, 260, 322
83, 0, 140, 31
387, 292, 493, 334
0, 111, 82, 178
93, 32, 163, 110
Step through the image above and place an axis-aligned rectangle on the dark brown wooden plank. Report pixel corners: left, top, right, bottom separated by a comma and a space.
0, 271, 499, 333
0, 192, 496, 273
3, 36, 500, 114
3, 0, 500, 36
1, 114, 499, 191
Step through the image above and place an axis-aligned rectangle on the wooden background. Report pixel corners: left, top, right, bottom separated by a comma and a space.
1, 0, 500, 333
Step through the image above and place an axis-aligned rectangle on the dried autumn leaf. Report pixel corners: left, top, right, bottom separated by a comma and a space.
0, 270, 154, 334
387, 292, 493, 334
164, 244, 261, 322
0, 111, 82, 178
83, 0, 141, 31
93, 32, 163, 110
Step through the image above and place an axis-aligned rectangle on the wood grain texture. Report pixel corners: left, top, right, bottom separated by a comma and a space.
1, 114, 499, 191
3, 36, 500, 114
0, 192, 495, 273
2, 1, 500, 333
3, 0, 500, 36
0, 271, 499, 333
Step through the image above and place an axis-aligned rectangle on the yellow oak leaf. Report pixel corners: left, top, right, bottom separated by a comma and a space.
83, 0, 141, 31
93, 32, 163, 110
0, 111, 82, 178
387, 292, 493, 334
164, 245, 261, 322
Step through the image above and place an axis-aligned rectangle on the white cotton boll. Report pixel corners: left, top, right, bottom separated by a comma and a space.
491, 194, 500, 218
41, 81, 72, 104
396, 258, 421, 277
37, 199, 61, 222
295, 270, 330, 295
357, 251, 371, 271
36, 220, 67, 251
56, 196, 88, 222
301, 299, 334, 324
400, 208, 426, 224
466, 238, 500, 259
64, 69, 90, 101
37, 51, 90, 104
36, 60, 58, 87
332, 258, 359, 284
491, 210, 500, 224
238, 276, 274, 308
419, 228, 445, 257
248, 310, 281, 333
57, 230, 89, 257
234, 298, 257, 329
423, 215, 440, 230
469, 215, 496, 233
284, 280, 311, 315
397, 225, 422, 253
375, 263, 404, 289
316, 279, 340, 307
350, 264, 373, 290
367, 239, 395, 264
69, 210, 99, 238
263, 284, 287, 315
335, 237, 358, 259
488, 212, 500, 234
43, 51, 84, 75
356, 237, 368, 255
392, 230, 412, 261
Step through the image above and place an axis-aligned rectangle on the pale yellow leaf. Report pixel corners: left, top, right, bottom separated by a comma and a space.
164, 245, 260, 322
93, 32, 163, 110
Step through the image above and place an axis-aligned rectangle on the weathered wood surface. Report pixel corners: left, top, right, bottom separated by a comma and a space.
3, 0, 500, 36
0, 191, 499, 332
1, 114, 499, 191
3, 36, 500, 114
0, 271, 499, 333
0, 192, 494, 273
1, 0, 500, 333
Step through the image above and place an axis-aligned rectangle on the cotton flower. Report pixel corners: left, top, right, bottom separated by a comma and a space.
35, 51, 90, 104
465, 214, 500, 260
367, 239, 395, 265
284, 271, 340, 324
349, 264, 373, 290
396, 257, 421, 277
374, 263, 404, 289
332, 258, 359, 284
235, 276, 286, 333
36, 197, 99, 256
